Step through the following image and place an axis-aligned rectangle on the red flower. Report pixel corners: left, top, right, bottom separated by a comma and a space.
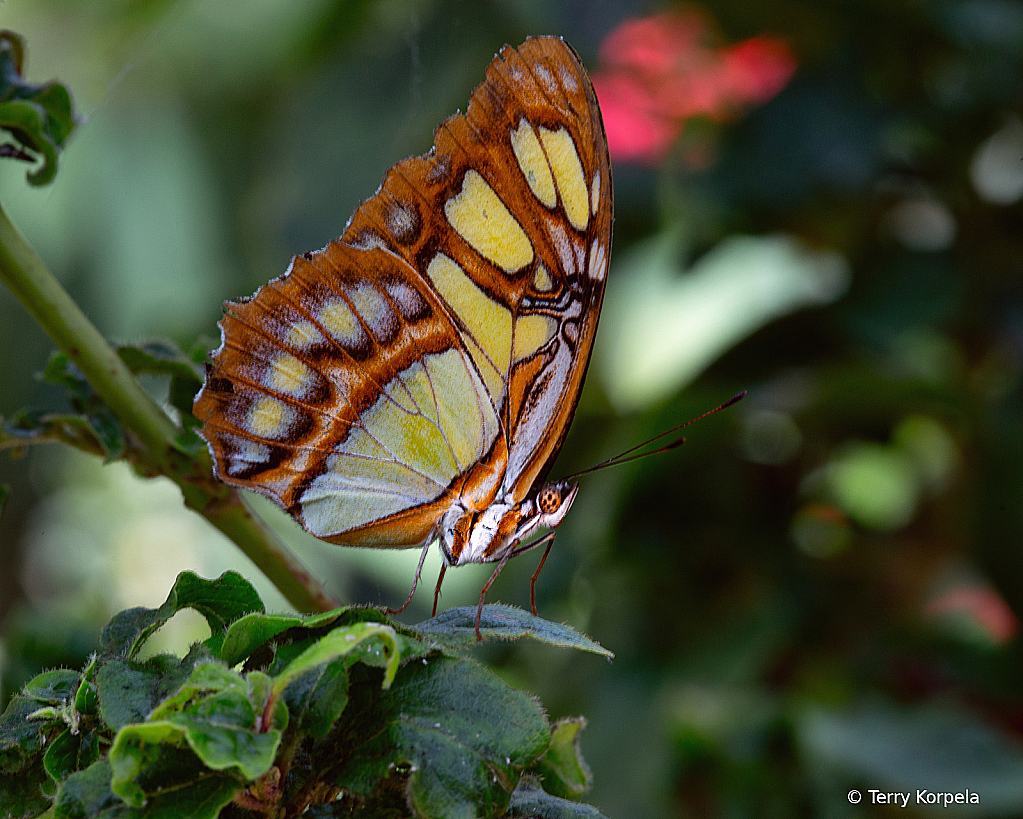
592, 11, 797, 163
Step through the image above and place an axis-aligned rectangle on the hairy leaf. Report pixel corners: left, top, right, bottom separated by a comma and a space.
412, 605, 613, 658
329, 656, 550, 819
0, 694, 53, 773
506, 779, 610, 819
1, 756, 54, 818
219, 608, 348, 667
100, 571, 263, 659
55, 756, 241, 819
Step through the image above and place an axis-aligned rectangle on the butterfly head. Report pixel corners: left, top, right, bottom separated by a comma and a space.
440, 479, 579, 568
535, 479, 579, 529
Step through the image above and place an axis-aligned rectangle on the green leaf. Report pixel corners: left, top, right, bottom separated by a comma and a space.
531, 718, 591, 800
116, 341, 204, 441
282, 657, 349, 738
43, 726, 101, 782
96, 654, 200, 731
23, 668, 81, 704
219, 607, 347, 667
329, 655, 550, 819
36, 353, 126, 460
109, 702, 277, 806
54, 759, 126, 819
116, 341, 202, 384
107, 661, 281, 806
171, 691, 279, 775
100, 571, 264, 659
0, 30, 79, 185
0, 98, 58, 182
74, 657, 100, 717
2, 339, 207, 460
0, 755, 53, 818
506, 779, 610, 819
146, 661, 250, 721
273, 621, 401, 695
55, 756, 241, 819
1, 408, 115, 459
146, 662, 281, 733
0, 694, 51, 772
412, 605, 613, 658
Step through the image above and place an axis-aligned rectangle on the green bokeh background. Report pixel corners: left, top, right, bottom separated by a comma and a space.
3, 1, 1023, 817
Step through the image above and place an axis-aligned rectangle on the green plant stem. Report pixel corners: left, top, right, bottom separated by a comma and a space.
0, 200, 181, 463
0, 198, 336, 614
205, 493, 338, 613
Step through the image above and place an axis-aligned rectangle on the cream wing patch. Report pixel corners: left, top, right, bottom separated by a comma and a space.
319, 299, 366, 350
246, 396, 295, 439
264, 353, 313, 398
286, 320, 324, 349
298, 348, 499, 538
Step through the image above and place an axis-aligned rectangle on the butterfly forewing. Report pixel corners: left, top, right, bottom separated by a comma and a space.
193, 36, 612, 551
339, 37, 612, 499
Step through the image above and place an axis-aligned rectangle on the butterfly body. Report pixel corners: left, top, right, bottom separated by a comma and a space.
441, 478, 579, 566
194, 37, 611, 621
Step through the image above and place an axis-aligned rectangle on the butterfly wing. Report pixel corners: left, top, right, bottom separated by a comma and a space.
340, 36, 613, 502
193, 36, 612, 547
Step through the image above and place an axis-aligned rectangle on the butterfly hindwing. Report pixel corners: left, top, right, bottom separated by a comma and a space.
196, 243, 499, 544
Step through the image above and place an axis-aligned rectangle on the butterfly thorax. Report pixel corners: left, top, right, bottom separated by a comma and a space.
440, 480, 579, 566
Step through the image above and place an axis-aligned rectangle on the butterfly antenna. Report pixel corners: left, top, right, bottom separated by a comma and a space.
565, 391, 747, 480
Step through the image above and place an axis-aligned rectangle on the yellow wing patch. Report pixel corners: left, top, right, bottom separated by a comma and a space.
538, 127, 589, 232
264, 353, 313, 398
426, 253, 512, 374
513, 314, 558, 362
444, 170, 534, 272
319, 299, 365, 350
285, 319, 324, 349
511, 119, 557, 208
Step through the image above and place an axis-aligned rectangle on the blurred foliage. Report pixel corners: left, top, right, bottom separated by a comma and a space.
2, 0, 1023, 818
0, 28, 78, 185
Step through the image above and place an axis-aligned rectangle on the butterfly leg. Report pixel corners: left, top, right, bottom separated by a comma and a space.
475, 548, 519, 640
506, 531, 557, 615
386, 540, 432, 615
529, 538, 554, 616
432, 564, 447, 617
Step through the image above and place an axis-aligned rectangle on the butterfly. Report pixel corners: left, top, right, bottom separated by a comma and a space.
193, 36, 612, 637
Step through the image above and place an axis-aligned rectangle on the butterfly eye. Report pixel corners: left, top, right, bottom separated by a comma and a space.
537, 485, 562, 515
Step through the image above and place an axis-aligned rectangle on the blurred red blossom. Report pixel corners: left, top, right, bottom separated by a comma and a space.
592, 10, 797, 163
925, 585, 1019, 645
